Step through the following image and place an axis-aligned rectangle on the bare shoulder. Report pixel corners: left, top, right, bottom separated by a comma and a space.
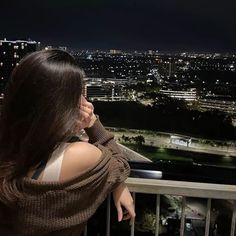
60, 142, 102, 181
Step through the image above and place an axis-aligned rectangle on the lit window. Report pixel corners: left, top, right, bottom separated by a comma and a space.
14, 45, 19, 49
1, 77, 4, 80
0, 62, 3, 66
21, 46, 24, 49
3, 51, 6, 55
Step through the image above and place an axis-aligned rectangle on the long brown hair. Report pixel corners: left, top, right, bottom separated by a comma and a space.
0, 49, 84, 204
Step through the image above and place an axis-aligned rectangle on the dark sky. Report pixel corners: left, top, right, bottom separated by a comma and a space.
1, 0, 236, 52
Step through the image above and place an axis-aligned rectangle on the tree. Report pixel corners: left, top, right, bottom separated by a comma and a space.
134, 135, 145, 146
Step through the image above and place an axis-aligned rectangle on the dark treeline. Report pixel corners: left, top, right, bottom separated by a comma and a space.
93, 101, 236, 140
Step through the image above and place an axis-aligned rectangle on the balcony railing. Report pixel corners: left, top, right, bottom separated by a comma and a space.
84, 177, 236, 236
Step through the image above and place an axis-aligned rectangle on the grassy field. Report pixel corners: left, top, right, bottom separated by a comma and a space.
121, 142, 236, 169
121, 143, 193, 163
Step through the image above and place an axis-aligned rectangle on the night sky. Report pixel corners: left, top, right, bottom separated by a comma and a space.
1, 0, 236, 52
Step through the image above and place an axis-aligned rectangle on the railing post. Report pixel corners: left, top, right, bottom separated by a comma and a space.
155, 194, 160, 236
131, 192, 136, 236
106, 194, 111, 236
180, 196, 186, 236
230, 200, 236, 236
205, 198, 211, 236
83, 224, 87, 236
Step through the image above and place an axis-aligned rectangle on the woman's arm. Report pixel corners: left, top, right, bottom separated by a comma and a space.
79, 96, 135, 222
113, 182, 136, 223
78, 96, 130, 179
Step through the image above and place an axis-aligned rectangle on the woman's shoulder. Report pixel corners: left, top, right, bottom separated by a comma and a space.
60, 141, 102, 181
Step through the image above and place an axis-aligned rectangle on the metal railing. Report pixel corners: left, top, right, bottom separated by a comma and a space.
85, 177, 236, 236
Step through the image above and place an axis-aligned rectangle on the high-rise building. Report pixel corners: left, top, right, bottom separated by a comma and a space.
168, 62, 176, 77
157, 61, 176, 77
0, 39, 40, 94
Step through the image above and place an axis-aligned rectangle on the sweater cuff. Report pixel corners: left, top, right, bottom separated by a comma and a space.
84, 115, 113, 144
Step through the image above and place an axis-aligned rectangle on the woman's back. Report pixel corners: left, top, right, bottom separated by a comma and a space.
0, 49, 133, 236
27, 141, 102, 182
0, 117, 130, 236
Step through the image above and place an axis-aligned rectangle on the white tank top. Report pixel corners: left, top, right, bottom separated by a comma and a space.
41, 143, 69, 181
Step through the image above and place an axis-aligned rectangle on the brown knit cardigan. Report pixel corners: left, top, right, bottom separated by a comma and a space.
0, 117, 130, 236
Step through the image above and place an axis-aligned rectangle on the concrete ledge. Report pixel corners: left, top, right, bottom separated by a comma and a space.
118, 143, 152, 162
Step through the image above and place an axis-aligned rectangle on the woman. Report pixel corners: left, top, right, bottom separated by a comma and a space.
0, 49, 135, 235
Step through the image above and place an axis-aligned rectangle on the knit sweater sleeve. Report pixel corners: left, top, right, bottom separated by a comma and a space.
84, 116, 130, 189
13, 117, 130, 236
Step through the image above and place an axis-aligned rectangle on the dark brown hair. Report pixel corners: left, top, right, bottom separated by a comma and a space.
0, 49, 84, 203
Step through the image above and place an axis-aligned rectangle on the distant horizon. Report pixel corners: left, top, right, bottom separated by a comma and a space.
2, 37, 236, 55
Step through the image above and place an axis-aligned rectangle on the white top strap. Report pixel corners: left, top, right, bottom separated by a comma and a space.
42, 143, 69, 182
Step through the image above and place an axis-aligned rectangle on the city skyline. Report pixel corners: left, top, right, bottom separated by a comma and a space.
1, 0, 236, 53
1, 21, 236, 236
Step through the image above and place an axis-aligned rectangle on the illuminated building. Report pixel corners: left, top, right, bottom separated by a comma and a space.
83, 77, 124, 101
109, 49, 122, 54
85, 83, 108, 100
199, 98, 236, 114
159, 88, 197, 101
0, 38, 39, 94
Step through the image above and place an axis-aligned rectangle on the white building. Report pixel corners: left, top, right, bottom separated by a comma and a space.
159, 88, 197, 101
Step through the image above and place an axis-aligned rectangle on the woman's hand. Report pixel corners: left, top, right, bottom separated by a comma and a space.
77, 95, 97, 130
113, 183, 136, 223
